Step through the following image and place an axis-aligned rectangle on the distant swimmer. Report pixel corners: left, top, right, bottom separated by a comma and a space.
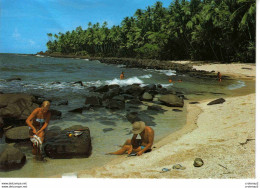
178, 79, 182, 83
217, 72, 222, 82
169, 78, 173, 83
120, 72, 124, 80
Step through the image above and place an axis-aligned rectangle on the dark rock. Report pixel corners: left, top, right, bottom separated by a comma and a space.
51, 81, 61, 84
87, 86, 96, 92
126, 112, 141, 123
127, 99, 143, 105
122, 84, 145, 97
0, 117, 3, 128
6, 78, 22, 82
157, 88, 172, 95
64, 125, 88, 131
112, 95, 125, 102
95, 85, 109, 93
73, 81, 84, 86
0, 144, 26, 170
57, 100, 68, 106
143, 84, 156, 92
193, 158, 204, 167
189, 102, 199, 104
69, 107, 84, 113
108, 84, 120, 90
172, 109, 182, 112
44, 126, 92, 159
147, 105, 163, 111
207, 98, 226, 105
141, 92, 153, 101
103, 128, 114, 133
103, 99, 125, 110
85, 94, 102, 107
102, 88, 121, 100
157, 84, 162, 89
49, 109, 62, 120
121, 94, 134, 100
0, 94, 39, 120
159, 94, 184, 107
5, 126, 30, 141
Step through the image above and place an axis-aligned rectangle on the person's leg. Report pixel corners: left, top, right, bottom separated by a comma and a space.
122, 139, 131, 146
108, 145, 132, 155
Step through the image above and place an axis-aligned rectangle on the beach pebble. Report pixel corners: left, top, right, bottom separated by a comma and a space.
162, 168, 170, 172
193, 158, 204, 167
172, 164, 186, 170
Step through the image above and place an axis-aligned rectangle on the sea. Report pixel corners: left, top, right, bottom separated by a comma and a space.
0, 53, 251, 177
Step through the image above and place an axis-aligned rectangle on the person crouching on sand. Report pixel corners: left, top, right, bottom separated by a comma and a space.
107, 121, 154, 156
26, 101, 51, 160
120, 72, 124, 80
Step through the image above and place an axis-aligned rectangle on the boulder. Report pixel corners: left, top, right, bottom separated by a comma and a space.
147, 105, 163, 111
207, 98, 226, 105
44, 126, 92, 159
127, 99, 143, 105
103, 99, 125, 110
5, 126, 30, 141
102, 88, 121, 100
123, 85, 145, 97
85, 94, 102, 107
49, 109, 62, 120
112, 95, 125, 102
0, 144, 26, 170
95, 85, 109, 93
159, 94, 184, 107
0, 94, 39, 120
193, 158, 204, 167
143, 84, 157, 92
108, 84, 120, 90
141, 92, 153, 101
73, 81, 84, 86
57, 100, 68, 106
6, 77, 22, 82
126, 112, 141, 123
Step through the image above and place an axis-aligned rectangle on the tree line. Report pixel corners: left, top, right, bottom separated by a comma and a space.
46, 0, 256, 62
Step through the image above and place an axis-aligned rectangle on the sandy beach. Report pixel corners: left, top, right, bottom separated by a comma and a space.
56, 63, 256, 179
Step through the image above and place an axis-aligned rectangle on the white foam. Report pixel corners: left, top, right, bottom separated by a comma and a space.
84, 59, 89, 61
227, 80, 246, 90
161, 84, 172, 88
35, 54, 44, 58
116, 64, 126, 68
157, 70, 176, 76
140, 74, 152, 79
105, 77, 143, 86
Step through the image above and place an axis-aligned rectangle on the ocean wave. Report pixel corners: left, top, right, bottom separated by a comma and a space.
156, 70, 176, 76
227, 80, 246, 90
140, 74, 152, 79
116, 64, 126, 68
105, 77, 143, 86
35, 55, 45, 58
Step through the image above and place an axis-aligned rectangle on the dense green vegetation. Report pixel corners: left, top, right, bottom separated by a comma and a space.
46, 0, 256, 62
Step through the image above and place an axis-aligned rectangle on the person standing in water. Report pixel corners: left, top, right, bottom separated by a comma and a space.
107, 121, 154, 156
26, 101, 51, 160
120, 72, 125, 80
217, 72, 222, 82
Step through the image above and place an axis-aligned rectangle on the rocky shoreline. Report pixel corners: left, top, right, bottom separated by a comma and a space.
37, 52, 227, 80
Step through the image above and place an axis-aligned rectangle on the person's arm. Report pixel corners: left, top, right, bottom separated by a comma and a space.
137, 129, 154, 156
37, 111, 51, 135
128, 134, 138, 154
26, 108, 38, 134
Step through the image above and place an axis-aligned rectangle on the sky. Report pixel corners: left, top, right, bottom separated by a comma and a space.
0, 0, 173, 54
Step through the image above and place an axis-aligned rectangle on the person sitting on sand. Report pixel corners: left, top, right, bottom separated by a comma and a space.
217, 72, 222, 82
120, 72, 125, 80
108, 121, 154, 156
26, 101, 51, 160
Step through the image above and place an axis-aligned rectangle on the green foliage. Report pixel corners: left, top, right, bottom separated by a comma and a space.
46, 0, 256, 62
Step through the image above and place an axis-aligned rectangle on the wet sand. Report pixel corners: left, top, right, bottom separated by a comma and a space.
54, 63, 255, 178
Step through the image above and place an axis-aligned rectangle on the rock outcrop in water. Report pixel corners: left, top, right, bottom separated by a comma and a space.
0, 144, 26, 170
44, 125, 92, 159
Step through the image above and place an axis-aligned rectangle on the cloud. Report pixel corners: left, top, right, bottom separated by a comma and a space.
12, 28, 21, 39
29, 40, 36, 46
